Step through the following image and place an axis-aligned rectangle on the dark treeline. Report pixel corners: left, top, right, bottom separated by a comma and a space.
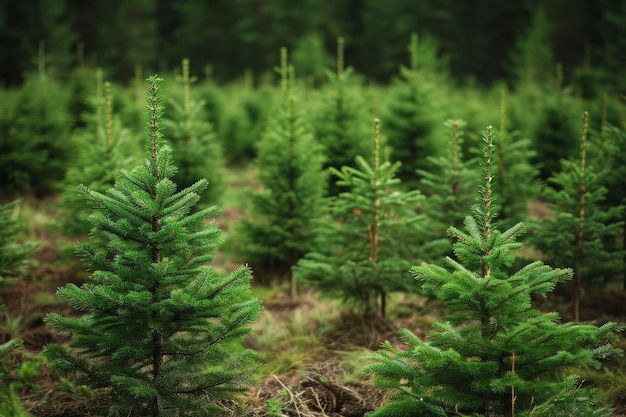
1, 0, 625, 88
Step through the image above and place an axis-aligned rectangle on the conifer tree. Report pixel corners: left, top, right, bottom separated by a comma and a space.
0, 71, 73, 195
382, 33, 441, 186
312, 37, 372, 195
529, 112, 625, 321
61, 80, 138, 236
0, 200, 38, 288
164, 58, 224, 206
43, 76, 261, 417
366, 126, 621, 417
294, 119, 426, 318
417, 119, 478, 259
529, 66, 581, 181
492, 89, 541, 229
596, 123, 626, 288
235, 48, 327, 283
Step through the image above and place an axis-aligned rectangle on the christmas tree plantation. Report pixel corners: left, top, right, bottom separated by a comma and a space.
366, 126, 621, 417
43, 76, 261, 417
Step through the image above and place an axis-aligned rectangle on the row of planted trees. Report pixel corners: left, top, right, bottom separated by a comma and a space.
1, 37, 626, 415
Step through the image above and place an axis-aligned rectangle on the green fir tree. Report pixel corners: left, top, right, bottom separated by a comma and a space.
235, 48, 327, 284
43, 76, 261, 417
492, 89, 541, 229
0, 200, 38, 288
60, 80, 138, 236
382, 33, 441, 186
0, 71, 73, 196
417, 119, 478, 259
164, 58, 224, 206
294, 119, 426, 318
596, 123, 626, 288
366, 126, 621, 417
529, 112, 625, 321
311, 37, 373, 195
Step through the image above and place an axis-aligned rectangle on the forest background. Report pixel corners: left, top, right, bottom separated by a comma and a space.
1, 0, 625, 89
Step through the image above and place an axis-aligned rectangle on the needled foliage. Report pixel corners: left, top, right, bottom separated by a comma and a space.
164, 58, 224, 206
0, 72, 73, 196
0, 335, 23, 402
43, 76, 261, 417
366, 126, 621, 417
491, 89, 541, 230
529, 113, 625, 321
382, 33, 442, 187
596, 123, 626, 288
311, 37, 373, 195
294, 119, 426, 318
61, 80, 139, 236
235, 48, 327, 284
0, 200, 38, 288
526, 69, 582, 181
417, 119, 478, 259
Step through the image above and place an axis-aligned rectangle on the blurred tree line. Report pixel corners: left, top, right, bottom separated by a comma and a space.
0, 0, 624, 89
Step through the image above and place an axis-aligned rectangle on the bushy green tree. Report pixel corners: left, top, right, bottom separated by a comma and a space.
596, 123, 626, 288
43, 76, 261, 417
0, 72, 73, 195
417, 119, 478, 259
294, 119, 426, 318
60, 80, 139, 236
382, 33, 442, 186
529, 112, 625, 321
492, 89, 541, 229
164, 58, 224, 206
311, 37, 373, 195
366, 126, 621, 417
0, 200, 38, 288
235, 49, 327, 283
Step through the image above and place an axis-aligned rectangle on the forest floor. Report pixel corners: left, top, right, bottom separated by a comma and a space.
2, 175, 626, 416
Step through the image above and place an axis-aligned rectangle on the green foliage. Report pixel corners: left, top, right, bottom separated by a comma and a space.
311, 37, 373, 195
0, 333, 35, 417
235, 49, 327, 283
491, 90, 541, 229
294, 119, 426, 317
60, 80, 139, 236
0, 200, 38, 287
529, 113, 625, 319
164, 58, 224, 206
0, 73, 73, 195
417, 119, 478, 258
596, 123, 626, 287
507, 7, 554, 87
382, 33, 443, 186
366, 126, 621, 417
43, 76, 261, 416
0, 335, 22, 398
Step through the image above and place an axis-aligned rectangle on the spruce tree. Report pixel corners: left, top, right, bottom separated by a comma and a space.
0, 200, 38, 288
164, 58, 224, 206
0, 71, 72, 195
43, 76, 261, 417
235, 48, 327, 283
311, 37, 372, 195
596, 123, 626, 288
294, 119, 426, 318
492, 89, 541, 230
417, 119, 478, 259
529, 112, 625, 321
61, 80, 138, 236
382, 33, 441, 186
366, 126, 621, 417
